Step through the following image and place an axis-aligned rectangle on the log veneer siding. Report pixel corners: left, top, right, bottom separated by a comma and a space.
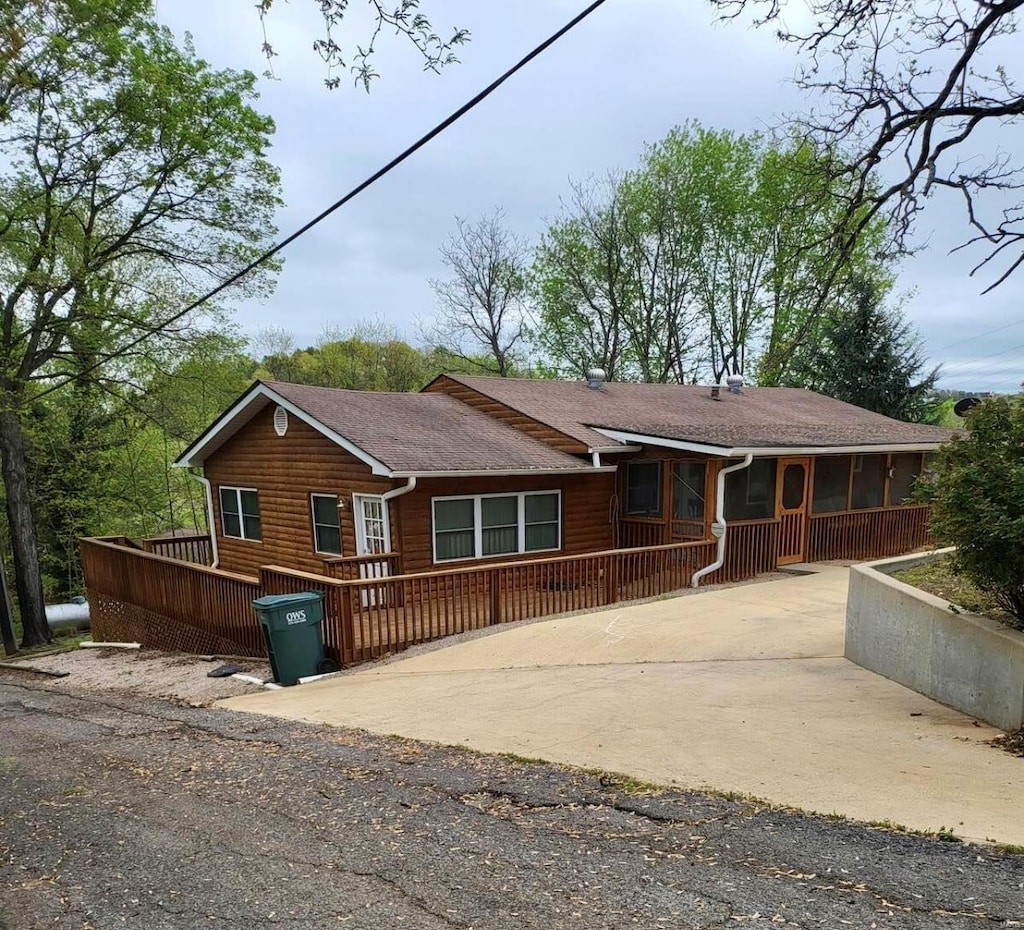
203, 404, 616, 577
204, 405, 392, 576
424, 376, 588, 455
395, 472, 616, 573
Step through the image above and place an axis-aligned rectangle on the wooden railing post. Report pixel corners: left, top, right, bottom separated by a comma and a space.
488, 569, 502, 625
604, 556, 619, 606
336, 586, 353, 666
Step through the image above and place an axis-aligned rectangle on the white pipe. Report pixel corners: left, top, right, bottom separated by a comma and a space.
691, 454, 754, 589
190, 472, 220, 568
382, 475, 417, 504
297, 670, 342, 685
591, 451, 602, 468
231, 673, 267, 686
80, 641, 140, 649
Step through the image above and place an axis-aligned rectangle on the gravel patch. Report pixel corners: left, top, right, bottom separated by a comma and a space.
4, 648, 272, 705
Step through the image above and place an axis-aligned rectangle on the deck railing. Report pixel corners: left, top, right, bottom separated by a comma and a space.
325, 539, 715, 665
322, 551, 403, 581
80, 537, 262, 657
142, 533, 212, 566
83, 537, 716, 668
618, 519, 667, 549
807, 504, 932, 562
82, 506, 932, 669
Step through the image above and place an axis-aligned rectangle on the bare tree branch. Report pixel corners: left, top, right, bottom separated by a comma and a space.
710, 0, 1024, 291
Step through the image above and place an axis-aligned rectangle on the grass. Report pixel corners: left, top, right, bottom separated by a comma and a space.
891, 554, 1020, 630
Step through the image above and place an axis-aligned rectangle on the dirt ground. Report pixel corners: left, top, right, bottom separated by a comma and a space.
2, 647, 273, 705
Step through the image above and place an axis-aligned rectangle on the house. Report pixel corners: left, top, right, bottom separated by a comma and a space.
82, 372, 953, 664
174, 373, 953, 578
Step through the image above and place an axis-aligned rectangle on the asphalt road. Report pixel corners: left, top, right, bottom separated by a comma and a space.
1, 677, 1023, 929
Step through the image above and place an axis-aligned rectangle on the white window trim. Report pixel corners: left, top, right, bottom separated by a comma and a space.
431, 490, 562, 564
353, 493, 392, 556
310, 493, 342, 555
219, 486, 261, 542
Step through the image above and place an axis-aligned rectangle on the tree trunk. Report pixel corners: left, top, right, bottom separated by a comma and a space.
0, 551, 16, 656
0, 406, 49, 647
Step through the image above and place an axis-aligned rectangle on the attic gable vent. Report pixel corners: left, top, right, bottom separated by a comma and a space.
273, 405, 289, 437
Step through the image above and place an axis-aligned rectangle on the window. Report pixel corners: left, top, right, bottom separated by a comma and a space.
310, 494, 342, 554
432, 491, 561, 562
724, 459, 776, 521
672, 462, 706, 537
219, 487, 261, 541
625, 461, 662, 516
851, 454, 887, 509
887, 453, 924, 506
812, 456, 852, 514
434, 498, 475, 561
482, 496, 518, 556
525, 492, 560, 551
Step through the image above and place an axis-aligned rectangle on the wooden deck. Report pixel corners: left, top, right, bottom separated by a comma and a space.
81, 503, 933, 669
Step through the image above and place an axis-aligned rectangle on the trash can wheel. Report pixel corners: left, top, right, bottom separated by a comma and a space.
317, 657, 339, 675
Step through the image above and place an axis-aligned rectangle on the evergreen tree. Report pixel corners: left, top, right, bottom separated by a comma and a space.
789, 279, 939, 422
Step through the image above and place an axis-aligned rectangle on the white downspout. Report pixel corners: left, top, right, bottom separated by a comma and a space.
383, 475, 417, 505
691, 454, 754, 589
381, 477, 416, 568
591, 451, 602, 468
190, 472, 220, 569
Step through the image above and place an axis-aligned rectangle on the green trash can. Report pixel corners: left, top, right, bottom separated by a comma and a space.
252, 592, 328, 686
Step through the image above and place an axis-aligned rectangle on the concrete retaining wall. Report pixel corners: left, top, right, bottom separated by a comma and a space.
846, 550, 1024, 730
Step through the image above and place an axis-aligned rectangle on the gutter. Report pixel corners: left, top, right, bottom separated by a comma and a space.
190, 472, 220, 569
387, 466, 617, 479
691, 454, 753, 589
592, 428, 948, 458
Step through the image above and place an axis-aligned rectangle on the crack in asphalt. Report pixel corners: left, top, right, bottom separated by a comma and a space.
3, 677, 1023, 930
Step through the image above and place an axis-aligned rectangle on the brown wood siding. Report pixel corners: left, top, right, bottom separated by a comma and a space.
424, 376, 589, 455
204, 406, 392, 576
397, 472, 616, 573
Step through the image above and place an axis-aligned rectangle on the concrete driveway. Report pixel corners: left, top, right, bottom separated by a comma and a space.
221, 567, 1024, 845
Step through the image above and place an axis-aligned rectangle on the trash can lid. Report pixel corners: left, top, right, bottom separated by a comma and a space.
252, 592, 324, 609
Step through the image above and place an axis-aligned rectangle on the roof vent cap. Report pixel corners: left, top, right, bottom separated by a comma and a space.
725, 374, 744, 395
586, 367, 607, 390
273, 405, 289, 436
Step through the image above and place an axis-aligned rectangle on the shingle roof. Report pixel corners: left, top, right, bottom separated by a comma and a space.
263, 381, 594, 474
440, 375, 956, 450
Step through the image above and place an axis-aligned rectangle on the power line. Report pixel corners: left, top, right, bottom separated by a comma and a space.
937, 337, 1024, 374
927, 316, 1024, 357
32, 0, 611, 402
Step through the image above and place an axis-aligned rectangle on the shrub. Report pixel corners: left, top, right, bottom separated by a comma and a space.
921, 396, 1024, 627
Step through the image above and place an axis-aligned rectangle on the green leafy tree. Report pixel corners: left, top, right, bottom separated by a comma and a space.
532, 124, 889, 384
256, 322, 433, 392
530, 178, 634, 381
923, 397, 1024, 627
0, 2, 281, 646
257, 1, 469, 91
19, 333, 256, 598
788, 278, 939, 422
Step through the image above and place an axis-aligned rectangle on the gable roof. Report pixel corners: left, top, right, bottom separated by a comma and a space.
175, 381, 609, 476
432, 375, 956, 454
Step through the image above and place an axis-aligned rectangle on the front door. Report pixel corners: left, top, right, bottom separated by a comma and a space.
353, 494, 391, 605
775, 457, 810, 565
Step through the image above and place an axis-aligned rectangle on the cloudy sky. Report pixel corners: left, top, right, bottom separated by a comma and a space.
159, 1, 1023, 394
